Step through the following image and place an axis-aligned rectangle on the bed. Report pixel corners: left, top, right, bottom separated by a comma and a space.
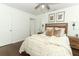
19, 23, 72, 56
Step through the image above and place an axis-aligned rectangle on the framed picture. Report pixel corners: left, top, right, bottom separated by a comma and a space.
49, 13, 55, 22
56, 11, 65, 22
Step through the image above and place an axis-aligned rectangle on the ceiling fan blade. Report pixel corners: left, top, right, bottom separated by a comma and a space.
45, 4, 50, 10
35, 4, 41, 9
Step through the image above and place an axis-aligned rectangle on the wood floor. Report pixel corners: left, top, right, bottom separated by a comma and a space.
0, 41, 23, 56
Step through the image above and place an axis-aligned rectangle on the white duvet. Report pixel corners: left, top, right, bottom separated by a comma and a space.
19, 34, 72, 56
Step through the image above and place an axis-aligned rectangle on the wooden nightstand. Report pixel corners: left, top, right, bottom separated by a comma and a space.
68, 36, 79, 56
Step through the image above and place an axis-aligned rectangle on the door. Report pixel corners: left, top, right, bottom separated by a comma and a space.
11, 11, 28, 42
0, 9, 12, 46
29, 18, 36, 36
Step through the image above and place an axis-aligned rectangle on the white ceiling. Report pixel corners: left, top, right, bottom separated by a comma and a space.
4, 3, 78, 15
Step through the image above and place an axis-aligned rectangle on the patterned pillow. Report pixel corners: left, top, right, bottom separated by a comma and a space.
45, 27, 54, 36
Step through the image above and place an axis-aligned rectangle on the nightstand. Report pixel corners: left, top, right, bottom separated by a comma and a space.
68, 36, 79, 56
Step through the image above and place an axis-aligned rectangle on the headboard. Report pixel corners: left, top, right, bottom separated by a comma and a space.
45, 23, 68, 34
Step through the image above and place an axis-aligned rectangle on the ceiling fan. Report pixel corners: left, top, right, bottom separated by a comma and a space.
35, 3, 50, 10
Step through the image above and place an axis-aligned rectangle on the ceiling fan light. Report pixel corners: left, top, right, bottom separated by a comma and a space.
41, 4, 45, 8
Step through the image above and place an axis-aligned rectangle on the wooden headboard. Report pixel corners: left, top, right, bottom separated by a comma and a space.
45, 23, 68, 34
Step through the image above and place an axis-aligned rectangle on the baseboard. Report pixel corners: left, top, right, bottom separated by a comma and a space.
11, 39, 24, 44
0, 39, 24, 47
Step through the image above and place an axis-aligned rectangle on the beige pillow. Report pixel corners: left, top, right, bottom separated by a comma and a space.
45, 27, 54, 36
54, 27, 65, 37
54, 29, 61, 37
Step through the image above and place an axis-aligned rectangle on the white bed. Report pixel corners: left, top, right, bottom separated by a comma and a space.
19, 23, 72, 56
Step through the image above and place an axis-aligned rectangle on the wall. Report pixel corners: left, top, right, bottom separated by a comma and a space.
0, 4, 79, 46
0, 4, 36, 46
37, 5, 79, 37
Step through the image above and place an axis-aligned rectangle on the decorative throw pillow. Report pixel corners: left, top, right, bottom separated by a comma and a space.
54, 27, 65, 37
45, 27, 54, 36
54, 29, 61, 37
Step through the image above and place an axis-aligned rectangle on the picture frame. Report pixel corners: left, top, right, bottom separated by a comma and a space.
56, 11, 65, 22
48, 13, 55, 22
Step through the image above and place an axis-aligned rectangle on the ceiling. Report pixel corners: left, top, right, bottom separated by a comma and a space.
4, 3, 78, 15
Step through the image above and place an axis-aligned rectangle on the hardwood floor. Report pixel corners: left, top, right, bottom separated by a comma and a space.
0, 41, 23, 56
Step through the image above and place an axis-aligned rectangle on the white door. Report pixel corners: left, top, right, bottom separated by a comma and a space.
11, 11, 28, 43
29, 18, 36, 36
0, 9, 12, 46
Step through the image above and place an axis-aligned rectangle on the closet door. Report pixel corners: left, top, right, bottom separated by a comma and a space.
11, 11, 28, 43
0, 8, 12, 46
29, 18, 36, 36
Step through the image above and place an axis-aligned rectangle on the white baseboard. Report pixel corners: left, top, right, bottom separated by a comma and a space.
0, 39, 25, 47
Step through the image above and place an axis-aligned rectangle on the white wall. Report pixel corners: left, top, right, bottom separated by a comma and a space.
37, 5, 79, 37
0, 4, 36, 46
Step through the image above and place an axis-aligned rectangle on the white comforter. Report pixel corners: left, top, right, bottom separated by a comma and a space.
19, 34, 72, 56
